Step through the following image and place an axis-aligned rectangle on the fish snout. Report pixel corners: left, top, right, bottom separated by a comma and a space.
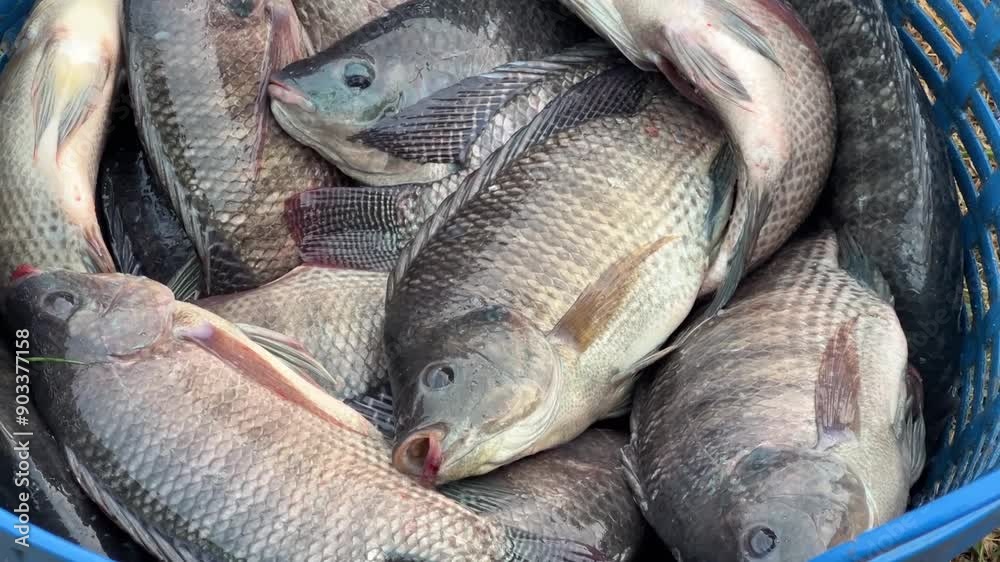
392, 425, 448, 486
267, 75, 316, 112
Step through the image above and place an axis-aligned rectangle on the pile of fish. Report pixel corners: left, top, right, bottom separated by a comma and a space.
0, 0, 963, 560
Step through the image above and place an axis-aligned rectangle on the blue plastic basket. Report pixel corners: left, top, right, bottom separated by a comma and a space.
0, 0, 998, 560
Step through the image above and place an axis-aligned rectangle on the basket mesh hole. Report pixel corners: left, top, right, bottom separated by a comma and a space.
953, 130, 983, 190
976, 80, 998, 172
972, 244, 990, 309
978, 342, 992, 415
905, 21, 952, 78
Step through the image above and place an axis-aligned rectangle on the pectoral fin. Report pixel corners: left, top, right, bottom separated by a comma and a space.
814, 318, 862, 450
549, 235, 679, 352
32, 37, 112, 160
899, 365, 927, 484
235, 323, 339, 395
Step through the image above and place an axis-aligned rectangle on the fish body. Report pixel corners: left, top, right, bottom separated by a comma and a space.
0, 345, 150, 561
284, 43, 626, 270
442, 429, 645, 562
292, 0, 407, 50
385, 69, 736, 484
269, 0, 592, 186
0, 0, 122, 283
558, 0, 835, 308
785, 0, 963, 443
126, 0, 340, 295
626, 229, 925, 562
197, 265, 389, 400
98, 88, 201, 297
4, 270, 607, 562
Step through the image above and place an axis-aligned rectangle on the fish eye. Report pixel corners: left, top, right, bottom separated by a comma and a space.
744, 526, 778, 558
421, 364, 456, 390
42, 291, 78, 320
224, 0, 257, 18
344, 61, 374, 90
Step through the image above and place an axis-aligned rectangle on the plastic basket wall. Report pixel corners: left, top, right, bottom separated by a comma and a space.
0, 1, 998, 561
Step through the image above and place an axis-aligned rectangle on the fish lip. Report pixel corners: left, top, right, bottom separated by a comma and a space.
392, 424, 448, 487
267, 77, 316, 113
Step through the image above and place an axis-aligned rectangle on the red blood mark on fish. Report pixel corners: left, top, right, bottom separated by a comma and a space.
645, 126, 660, 138
420, 437, 443, 487
10, 264, 39, 283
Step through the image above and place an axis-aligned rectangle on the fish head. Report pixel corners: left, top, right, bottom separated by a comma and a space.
389, 306, 561, 485
700, 446, 871, 561
4, 269, 175, 365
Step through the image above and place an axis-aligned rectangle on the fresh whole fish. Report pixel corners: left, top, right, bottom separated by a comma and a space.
98, 87, 202, 301
442, 429, 646, 562
0, 344, 150, 562
291, 0, 406, 51
3, 269, 608, 562
385, 68, 736, 484
283, 43, 626, 270
268, 0, 592, 186
0, 0, 122, 284
785, 0, 963, 447
126, 0, 340, 295
197, 265, 389, 401
558, 0, 835, 314
624, 228, 925, 562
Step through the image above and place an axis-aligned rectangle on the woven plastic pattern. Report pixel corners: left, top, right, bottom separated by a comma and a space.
881, 0, 1000, 503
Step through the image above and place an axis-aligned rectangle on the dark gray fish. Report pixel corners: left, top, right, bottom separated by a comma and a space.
269, 0, 592, 186
442, 429, 646, 562
283, 43, 625, 270
384, 68, 736, 484
785, 0, 963, 445
98, 88, 202, 301
3, 269, 607, 562
291, 0, 406, 51
0, 344, 150, 561
625, 229, 925, 562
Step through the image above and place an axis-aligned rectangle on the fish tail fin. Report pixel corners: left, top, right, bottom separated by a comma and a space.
503, 527, 609, 562
283, 186, 420, 271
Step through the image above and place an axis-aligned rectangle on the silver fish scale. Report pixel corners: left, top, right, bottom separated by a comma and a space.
127, 0, 338, 294
632, 229, 914, 559
442, 430, 645, 562
55, 342, 517, 561
198, 267, 390, 400
390, 86, 725, 333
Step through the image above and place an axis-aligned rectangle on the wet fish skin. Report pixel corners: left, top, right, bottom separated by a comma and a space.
283, 44, 625, 270
292, 0, 406, 51
627, 229, 925, 562
785, 0, 963, 446
4, 270, 608, 562
269, 0, 591, 186
0, 0, 122, 284
442, 429, 646, 562
558, 0, 835, 308
197, 265, 389, 400
385, 70, 736, 484
98, 88, 201, 292
126, 0, 340, 295
0, 345, 151, 561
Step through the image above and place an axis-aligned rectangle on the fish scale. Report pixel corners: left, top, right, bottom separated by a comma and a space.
628, 229, 925, 562
126, 0, 339, 295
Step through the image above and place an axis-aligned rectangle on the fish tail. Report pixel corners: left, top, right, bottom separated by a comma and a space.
283, 185, 420, 271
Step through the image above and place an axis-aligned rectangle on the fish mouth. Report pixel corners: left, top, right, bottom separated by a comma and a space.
392, 424, 447, 487
267, 76, 316, 113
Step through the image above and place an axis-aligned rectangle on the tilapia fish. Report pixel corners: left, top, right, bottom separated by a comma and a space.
269, 0, 592, 186
0, 344, 149, 561
197, 265, 389, 401
126, 0, 339, 295
558, 0, 835, 313
625, 228, 925, 562
0, 0, 121, 284
4, 270, 608, 562
385, 68, 736, 484
292, 0, 406, 51
283, 43, 625, 270
786, 0, 963, 445
99, 87, 201, 301
442, 429, 645, 562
